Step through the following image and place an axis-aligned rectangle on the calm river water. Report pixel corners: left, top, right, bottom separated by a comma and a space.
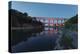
11, 27, 77, 53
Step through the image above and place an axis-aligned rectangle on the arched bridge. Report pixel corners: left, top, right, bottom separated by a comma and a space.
34, 17, 68, 26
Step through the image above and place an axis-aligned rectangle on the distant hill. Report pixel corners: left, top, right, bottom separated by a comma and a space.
9, 9, 43, 27
66, 14, 78, 24
64, 14, 78, 28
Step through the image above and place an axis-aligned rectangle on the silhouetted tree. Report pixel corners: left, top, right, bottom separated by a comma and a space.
23, 12, 28, 16
9, 9, 43, 27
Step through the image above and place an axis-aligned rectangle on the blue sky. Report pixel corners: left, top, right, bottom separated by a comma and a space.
11, 1, 78, 19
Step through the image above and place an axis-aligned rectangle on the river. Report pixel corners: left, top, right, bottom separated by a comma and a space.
10, 26, 77, 53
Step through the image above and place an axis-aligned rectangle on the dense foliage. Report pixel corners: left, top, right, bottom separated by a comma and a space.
64, 14, 78, 28
9, 9, 43, 27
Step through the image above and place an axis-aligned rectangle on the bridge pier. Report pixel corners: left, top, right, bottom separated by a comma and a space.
53, 19, 54, 26
36, 17, 67, 27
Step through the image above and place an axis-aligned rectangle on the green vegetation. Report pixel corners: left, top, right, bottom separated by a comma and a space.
59, 14, 78, 49
65, 14, 78, 24
9, 9, 44, 27
60, 33, 73, 48
64, 14, 78, 29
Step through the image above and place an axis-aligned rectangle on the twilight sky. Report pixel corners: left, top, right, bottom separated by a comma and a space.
11, 1, 78, 19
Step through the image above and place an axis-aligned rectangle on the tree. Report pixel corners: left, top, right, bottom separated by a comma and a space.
23, 12, 28, 17
64, 14, 78, 28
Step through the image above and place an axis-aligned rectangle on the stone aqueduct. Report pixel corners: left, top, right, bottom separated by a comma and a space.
35, 17, 67, 26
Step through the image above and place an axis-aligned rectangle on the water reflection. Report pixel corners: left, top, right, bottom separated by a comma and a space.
11, 27, 68, 53
11, 29, 42, 46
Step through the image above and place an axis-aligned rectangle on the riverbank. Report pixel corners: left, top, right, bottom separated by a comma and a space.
11, 26, 44, 30
55, 25, 78, 49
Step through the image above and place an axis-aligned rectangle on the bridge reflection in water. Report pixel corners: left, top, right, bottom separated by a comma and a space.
11, 26, 64, 53
36, 27, 60, 36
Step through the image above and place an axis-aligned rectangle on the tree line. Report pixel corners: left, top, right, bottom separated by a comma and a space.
64, 14, 78, 28
9, 9, 44, 27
